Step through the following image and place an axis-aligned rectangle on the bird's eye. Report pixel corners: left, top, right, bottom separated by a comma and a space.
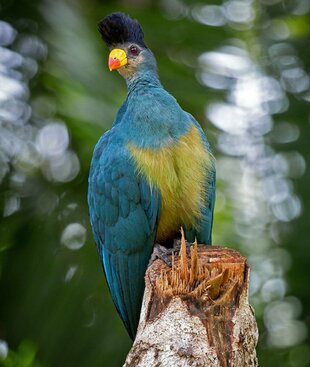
129, 46, 139, 56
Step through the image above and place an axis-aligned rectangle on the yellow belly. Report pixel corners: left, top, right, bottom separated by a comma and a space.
128, 126, 214, 242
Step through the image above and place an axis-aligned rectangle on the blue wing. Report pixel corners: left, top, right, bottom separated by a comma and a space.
184, 113, 216, 245
194, 168, 216, 244
88, 129, 160, 339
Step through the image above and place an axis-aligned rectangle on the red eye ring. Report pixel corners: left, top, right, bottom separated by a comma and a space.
129, 46, 139, 56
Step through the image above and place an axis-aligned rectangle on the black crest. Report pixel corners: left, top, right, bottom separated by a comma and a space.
98, 12, 147, 48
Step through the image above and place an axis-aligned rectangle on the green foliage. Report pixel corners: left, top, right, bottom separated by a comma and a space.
0, 341, 44, 367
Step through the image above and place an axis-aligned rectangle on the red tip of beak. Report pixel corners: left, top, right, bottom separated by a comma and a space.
108, 57, 121, 71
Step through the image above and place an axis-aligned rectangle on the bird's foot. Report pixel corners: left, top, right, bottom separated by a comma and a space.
173, 238, 192, 257
149, 239, 193, 268
149, 244, 173, 268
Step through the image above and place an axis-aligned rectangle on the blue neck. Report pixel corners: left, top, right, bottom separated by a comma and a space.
126, 70, 162, 95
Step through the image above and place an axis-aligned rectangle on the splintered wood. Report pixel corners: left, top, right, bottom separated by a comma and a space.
123, 231, 258, 367
155, 228, 246, 306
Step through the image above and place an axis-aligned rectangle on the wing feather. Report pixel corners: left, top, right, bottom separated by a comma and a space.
184, 112, 216, 244
88, 130, 160, 339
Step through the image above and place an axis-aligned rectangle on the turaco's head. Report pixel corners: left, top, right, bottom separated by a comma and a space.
98, 12, 157, 81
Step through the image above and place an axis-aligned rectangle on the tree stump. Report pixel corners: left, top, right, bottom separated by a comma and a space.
123, 233, 258, 367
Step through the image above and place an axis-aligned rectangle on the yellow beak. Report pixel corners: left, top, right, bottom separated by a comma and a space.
108, 48, 127, 71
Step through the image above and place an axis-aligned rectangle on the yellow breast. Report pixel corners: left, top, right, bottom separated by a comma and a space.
128, 126, 214, 242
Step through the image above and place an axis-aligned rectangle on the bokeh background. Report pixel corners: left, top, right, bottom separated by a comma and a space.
0, 0, 309, 366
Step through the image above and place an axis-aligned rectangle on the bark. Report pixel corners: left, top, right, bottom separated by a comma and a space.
123, 235, 258, 367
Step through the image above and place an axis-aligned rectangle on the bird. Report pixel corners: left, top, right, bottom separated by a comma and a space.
88, 12, 216, 340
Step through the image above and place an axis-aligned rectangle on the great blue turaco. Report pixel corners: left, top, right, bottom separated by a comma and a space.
88, 12, 216, 340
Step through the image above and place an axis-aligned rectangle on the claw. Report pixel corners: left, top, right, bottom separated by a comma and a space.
149, 244, 172, 267
173, 239, 191, 257
149, 229, 194, 269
